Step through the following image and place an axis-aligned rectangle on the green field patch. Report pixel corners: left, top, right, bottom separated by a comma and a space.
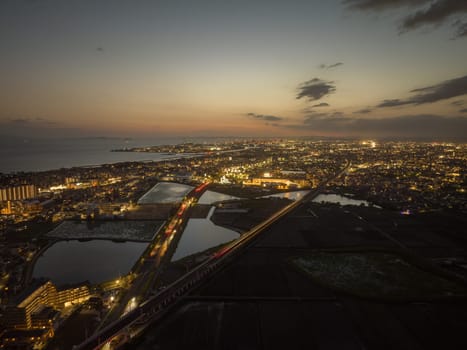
291, 250, 467, 300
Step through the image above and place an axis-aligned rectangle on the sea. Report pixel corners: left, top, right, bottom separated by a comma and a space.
0, 136, 213, 174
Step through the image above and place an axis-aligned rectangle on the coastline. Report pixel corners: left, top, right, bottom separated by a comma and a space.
0, 152, 204, 175
0, 137, 205, 174
75, 153, 202, 168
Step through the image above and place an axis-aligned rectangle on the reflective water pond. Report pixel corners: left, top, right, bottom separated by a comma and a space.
33, 240, 148, 286
260, 190, 310, 201
313, 194, 377, 207
171, 208, 239, 261
138, 182, 193, 204
198, 190, 241, 204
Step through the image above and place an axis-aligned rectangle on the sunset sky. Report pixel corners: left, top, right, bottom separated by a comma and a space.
0, 0, 466, 139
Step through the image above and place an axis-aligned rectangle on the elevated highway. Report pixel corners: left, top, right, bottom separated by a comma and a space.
76, 163, 350, 349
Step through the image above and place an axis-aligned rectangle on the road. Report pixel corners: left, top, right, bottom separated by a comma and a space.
93, 182, 210, 330
76, 163, 350, 350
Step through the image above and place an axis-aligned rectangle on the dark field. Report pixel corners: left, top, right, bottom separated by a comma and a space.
132, 202, 467, 349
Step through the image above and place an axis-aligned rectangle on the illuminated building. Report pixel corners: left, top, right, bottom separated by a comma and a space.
0, 200, 12, 215
2, 279, 90, 330
56, 284, 90, 308
243, 177, 309, 189
1, 328, 53, 348
0, 185, 38, 201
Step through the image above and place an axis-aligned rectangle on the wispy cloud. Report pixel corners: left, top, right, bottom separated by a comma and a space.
9, 118, 30, 124
310, 111, 344, 119
401, 1, 467, 34
0, 116, 80, 138
378, 74, 467, 107
276, 114, 467, 140
302, 104, 330, 114
319, 62, 344, 69
343, 0, 430, 11
353, 108, 373, 114
246, 113, 284, 122
304, 111, 345, 124
343, 0, 467, 38
6, 117, 57, 125
312, 102, 330, 108
454, 20, 467, 37
296, 78, 336, 101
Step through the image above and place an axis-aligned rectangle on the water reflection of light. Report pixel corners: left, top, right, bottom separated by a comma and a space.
313, 194, 379, 208
198, 190, 241, 204
261, 190, 310, 201
171, 214, 239, 261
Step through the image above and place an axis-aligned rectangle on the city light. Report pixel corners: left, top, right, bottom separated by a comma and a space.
1, 139, 465, 349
